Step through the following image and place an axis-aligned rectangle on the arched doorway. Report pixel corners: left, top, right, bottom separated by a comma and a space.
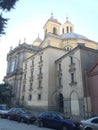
58, 93, 64, 112
71, 91, 79, 116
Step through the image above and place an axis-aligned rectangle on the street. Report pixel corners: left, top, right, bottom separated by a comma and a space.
0, 118, 53, 130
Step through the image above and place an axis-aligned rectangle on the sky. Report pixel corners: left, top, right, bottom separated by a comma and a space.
0, 0, 98, 83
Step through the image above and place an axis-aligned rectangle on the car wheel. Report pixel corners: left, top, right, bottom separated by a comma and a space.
62, 126, 68, 130
8, 116, 11, 120
18, 118, 21, 122
85, 127, 93, 130
39, 121, 43, 127
27, 119, 30, 124
0, 114, 2, 118
20, 118, 24, 123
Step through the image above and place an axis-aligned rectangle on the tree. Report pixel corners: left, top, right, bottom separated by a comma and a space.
0, 83, 13, 105
0, 0, 19, 36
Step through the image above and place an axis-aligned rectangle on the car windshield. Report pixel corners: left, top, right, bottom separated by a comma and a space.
19, 108, 31, 114
51, 111, 66, 119
40, 111, 64, 119
8, 107, 31, 114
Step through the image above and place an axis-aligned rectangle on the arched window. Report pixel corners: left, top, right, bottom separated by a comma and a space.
45, 29, 47, 34
44, 29, 47, 38
62, 28, 64, 34
65, 46, 72, 51
71, 91, 79, 115
53, 27, 57, 34
66, 26, 69, 33
70, 27, 72, 32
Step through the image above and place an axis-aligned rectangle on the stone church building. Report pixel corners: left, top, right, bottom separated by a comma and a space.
4, 14, 98, 117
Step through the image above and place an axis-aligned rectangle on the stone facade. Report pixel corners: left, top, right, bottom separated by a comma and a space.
4, 14, 98, 117
20, 46, 65, 110
4, 43, 41, 104
55, 45, 98, 117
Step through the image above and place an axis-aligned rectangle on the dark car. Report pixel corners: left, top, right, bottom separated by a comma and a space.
7, 107, 36, 124
38, 111, 80, 130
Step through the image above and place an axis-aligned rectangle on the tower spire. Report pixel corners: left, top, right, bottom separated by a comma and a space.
24, 37, 26, 43
51, 12, 53, 18
66, 12, 68, 22
18, 39, 21, 44
38, 33, 39, 38
51, 12, 53, 16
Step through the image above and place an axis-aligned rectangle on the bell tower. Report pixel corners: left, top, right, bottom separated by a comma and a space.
43, 13, 61, 38
62, 17, 74, 34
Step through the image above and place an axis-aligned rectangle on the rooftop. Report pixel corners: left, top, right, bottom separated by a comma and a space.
61, 32, 88, 40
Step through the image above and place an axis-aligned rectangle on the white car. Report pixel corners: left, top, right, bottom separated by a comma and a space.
0, 104, 9, 118
80, 117, 98, 130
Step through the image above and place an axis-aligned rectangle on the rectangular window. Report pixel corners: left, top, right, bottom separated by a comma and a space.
31, 70, 33, 77
28, 94, 32, 101
23, 85, 25, 91
39, 67, 42, 74
24, 73, 26, 80
31, 60, 34, 67
40, 56, 42, 62
71, 73, 74, 83
39, 80, 41, 88
22, 96, 24, 101
25, 63, 27, 69
59, 63, 61, 71
30, 83, 32, 90
59, 78, 61, 86
70, 56, 74, 64
11, 61, 15, 72
38, 94, 41, 100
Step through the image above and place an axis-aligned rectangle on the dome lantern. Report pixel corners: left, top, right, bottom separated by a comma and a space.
62, 17, 74, 34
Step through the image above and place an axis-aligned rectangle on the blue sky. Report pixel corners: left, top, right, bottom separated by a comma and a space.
0, 0, 98, 82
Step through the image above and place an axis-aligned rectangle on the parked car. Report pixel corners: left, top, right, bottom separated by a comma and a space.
37, 111, 80, 130
0, 104, 9, 118
7, 107, 36, 124
80, 117, 98, 130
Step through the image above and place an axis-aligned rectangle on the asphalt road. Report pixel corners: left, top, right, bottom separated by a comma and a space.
0, 118, 53, 130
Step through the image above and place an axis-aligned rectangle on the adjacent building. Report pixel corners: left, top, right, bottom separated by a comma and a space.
87, 59, 98, 114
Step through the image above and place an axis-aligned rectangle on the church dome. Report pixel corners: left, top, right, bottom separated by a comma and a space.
34, 36, 42, 43
49, 14, 60, 24
33, 35, 42, 46
46, 13, 61, 25
61, 32, 88, 40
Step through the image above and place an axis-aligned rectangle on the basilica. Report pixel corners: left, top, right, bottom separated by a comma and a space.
4, 14, 98, 118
